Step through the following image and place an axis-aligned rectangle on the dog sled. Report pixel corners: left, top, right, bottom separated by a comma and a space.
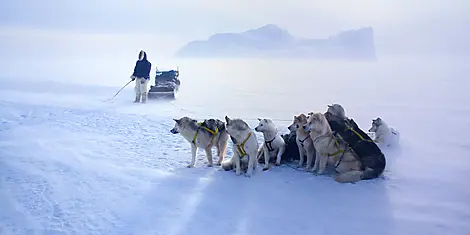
148, 68, 181, 99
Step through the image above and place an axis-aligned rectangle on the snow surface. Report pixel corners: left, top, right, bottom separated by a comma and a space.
1, 57, 470, 235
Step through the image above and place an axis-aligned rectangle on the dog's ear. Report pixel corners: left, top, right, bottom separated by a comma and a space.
327, 104, 333, 108
225, 116, 231, 124
173, 118, 180, 123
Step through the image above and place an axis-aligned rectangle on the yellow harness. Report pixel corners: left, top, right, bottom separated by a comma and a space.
328, 135, 344, 157
191, 122, 219, 144
344, 120, 373, 142
236, 132, 252, 159
328, 120, 374, 157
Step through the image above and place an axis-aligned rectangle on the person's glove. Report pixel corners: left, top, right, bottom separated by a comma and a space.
130, 75, 136, 81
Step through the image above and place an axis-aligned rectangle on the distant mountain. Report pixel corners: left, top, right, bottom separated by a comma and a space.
175, 24, 377, 61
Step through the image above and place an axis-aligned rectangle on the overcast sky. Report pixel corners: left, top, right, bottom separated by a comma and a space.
1, 0, 469, 58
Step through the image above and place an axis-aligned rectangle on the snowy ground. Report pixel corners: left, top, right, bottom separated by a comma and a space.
1, 58, 470, 235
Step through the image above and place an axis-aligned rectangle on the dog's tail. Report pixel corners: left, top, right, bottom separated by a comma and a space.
335, 170, 364, 183
221, 158, 233, 171
361, 167, 385, 180
337, 163, 385, 183
256, 146, 264, 164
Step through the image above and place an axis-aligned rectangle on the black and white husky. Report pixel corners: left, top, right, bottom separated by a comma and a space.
368, 117, 400, 148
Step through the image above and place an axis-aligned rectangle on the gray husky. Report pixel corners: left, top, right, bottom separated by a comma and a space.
171, 117, 230, 168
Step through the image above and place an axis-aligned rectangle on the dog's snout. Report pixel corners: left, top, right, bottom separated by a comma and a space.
170, 128, 179, 134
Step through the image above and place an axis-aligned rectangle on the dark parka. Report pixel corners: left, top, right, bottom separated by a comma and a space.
132, 51, 152, 79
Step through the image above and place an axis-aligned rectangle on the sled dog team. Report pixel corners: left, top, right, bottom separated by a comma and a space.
170, 103, 400, 183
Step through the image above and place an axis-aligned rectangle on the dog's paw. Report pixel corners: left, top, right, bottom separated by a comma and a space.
207, 164, 213, 167
236, 171, 241, 176
244, 173, 252, 178
215, 162, 222, 166
187, 164, 194, 168
262, 166, 269, 171
275, 161, 281, 166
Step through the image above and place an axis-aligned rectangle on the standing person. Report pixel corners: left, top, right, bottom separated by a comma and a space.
130, 50, 152, 103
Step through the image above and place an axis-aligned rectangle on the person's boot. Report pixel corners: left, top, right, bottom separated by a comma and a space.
142, 92, 148, 103
134, 94, 141, 103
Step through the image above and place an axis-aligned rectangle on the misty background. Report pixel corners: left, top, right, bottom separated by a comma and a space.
0, 0, 469, 84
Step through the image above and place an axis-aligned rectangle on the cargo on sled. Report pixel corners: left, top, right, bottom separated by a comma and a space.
148, 68, 181, 99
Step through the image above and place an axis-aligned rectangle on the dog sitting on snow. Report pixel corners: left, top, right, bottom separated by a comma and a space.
325, 104, 347, 131
288, 114, 316, 170
324, 104, 386, 182
254, 118, 286, 171
221, 116, 259, 177
368, 117, 400, 148
303, 112, 363, 182
170, 117, 229, 168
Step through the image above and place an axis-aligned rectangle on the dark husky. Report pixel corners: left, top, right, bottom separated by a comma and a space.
324, 112, 386, 181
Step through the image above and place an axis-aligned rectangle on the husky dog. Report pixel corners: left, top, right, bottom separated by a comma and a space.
254, 118, 286, 170
303, 113, 362, 182
221, 116, 259, 177
326, 104, 347, 119
325, 110, 386, 182
170, 117, 229, 168
288, 114, 316, 170
368, 117, 400, 148
261, 128, 299, 164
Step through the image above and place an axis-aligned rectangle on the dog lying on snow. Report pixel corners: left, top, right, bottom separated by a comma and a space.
324, 104, 386, 182
255, 118, 286, 170
221, 116, 259, 177
303, 113, 362, 181
368, 117, 400, 148
288, 114, 316, 170
170, 117, 229, 168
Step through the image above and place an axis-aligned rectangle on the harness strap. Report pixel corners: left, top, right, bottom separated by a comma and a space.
191, 122, 219, 144
299, 135, 310, 148
191, 128, 199, 144
328, 135, 344, 157
265, 136, 276, 152
236, 132, 252, 158
344, 120, 373, 143
334, 147, 350, 168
